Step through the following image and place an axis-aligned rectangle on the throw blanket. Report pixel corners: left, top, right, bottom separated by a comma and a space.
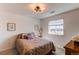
15, 38, 55, 55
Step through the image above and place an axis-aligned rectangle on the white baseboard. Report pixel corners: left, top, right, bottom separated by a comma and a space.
0, 47, 14, 53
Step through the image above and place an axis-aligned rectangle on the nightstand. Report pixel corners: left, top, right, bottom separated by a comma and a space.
64, 40, 79, 55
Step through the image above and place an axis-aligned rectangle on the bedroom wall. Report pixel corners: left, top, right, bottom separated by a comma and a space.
40, 8, 79, 48
0, 9, 40, 52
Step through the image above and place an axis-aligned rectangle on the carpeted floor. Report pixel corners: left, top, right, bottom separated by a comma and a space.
0, 47, 65, 55
55, 47, 65, 55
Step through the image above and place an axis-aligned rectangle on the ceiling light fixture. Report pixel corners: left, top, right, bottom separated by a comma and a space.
34, 6, 41, 12
30, 3, 46, 13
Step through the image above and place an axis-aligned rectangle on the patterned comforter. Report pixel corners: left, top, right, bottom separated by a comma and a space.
15, 38, 55, 55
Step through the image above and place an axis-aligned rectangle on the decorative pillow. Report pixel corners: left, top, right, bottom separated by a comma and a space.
31, 32, 35, 38
27, 33, 33, 39
17, 34, 21, 39
17, 33, 28, 39
27, 32, 35, 39
22, 33, 28, 39
17, 32, 35, 40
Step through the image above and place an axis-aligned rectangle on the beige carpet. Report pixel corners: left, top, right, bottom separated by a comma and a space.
55, 47, 65, 55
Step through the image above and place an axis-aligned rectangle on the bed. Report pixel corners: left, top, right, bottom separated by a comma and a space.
15, 37, 55, 55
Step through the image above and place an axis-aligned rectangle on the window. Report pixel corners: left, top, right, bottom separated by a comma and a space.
48, 19, 64, 35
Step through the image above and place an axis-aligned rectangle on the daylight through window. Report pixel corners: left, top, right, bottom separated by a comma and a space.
48, 19, 64, 35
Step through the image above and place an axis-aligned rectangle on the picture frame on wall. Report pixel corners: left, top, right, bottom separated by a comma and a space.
34, 25, 39, 31
7, 23, 16, 31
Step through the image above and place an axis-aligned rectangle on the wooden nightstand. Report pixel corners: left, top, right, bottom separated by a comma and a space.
64, 40, 79, 55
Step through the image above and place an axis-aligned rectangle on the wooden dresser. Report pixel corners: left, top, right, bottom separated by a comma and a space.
64, 40, 79, 55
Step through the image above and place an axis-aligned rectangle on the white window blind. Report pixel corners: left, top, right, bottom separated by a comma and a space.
48, 19, 64, 35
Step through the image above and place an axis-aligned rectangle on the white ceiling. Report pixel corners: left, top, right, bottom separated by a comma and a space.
0, 3, 79, 19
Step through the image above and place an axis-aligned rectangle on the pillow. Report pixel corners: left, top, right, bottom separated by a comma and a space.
31, 32, 35, 38
17, 32, 35, 40
17, 34, 22, 39
17, 33, 28, 39
27, 33, 33, 39
27, 32, 35, 39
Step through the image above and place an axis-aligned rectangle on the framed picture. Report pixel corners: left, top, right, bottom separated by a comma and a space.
34, 25, 39, 31
7, 23, 16, 31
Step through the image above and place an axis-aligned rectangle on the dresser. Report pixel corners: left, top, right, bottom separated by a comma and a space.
64, 40, 79, 55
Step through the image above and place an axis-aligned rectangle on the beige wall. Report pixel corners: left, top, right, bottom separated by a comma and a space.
0, 10, 40, 52
41, 9, 79, 48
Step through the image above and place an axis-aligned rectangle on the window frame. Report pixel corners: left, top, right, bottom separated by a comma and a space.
48, 19, 64, 35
